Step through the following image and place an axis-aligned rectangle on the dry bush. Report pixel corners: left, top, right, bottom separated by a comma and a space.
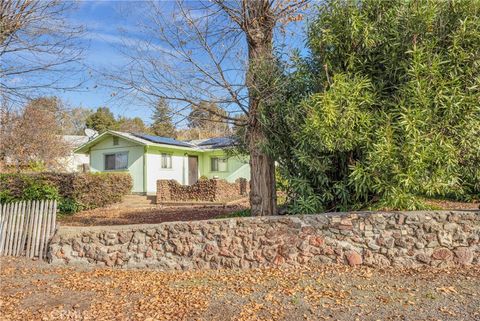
0, 172, 132, 210
0, 97, 72, 171
72, 173, 132, 209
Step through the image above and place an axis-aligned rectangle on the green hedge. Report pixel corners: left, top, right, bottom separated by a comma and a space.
0, 172, 132, 214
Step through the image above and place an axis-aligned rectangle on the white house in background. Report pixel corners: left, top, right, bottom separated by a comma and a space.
0, 135, 90, 172
62, 135, 89, 172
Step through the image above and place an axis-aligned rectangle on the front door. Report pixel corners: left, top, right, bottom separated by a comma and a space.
188, 155, 198, 185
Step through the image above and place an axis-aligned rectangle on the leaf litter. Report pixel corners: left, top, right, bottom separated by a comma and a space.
0, 257, 479, 320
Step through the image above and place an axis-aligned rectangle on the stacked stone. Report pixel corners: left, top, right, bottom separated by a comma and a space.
156, 179, 247, 203
156, 180, 217, 202
49, 210, 480, 270
213, 179, 247, 201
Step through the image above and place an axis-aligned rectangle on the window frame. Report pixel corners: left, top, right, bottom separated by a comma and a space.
113, 136, 119, 146
104, 151, 128, 171
160, 153, 172, 169
210, 157, 228, 172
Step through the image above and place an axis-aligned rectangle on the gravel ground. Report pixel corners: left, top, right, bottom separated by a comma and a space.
57, 198, 479, 227
58, 203, 248, 226
1, 257, 479, 321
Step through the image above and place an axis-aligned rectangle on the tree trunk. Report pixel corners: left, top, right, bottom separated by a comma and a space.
248, 123, 277, 216
245, 2, 277, 216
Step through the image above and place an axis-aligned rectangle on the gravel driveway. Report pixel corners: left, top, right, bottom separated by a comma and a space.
1, 257, 479, 320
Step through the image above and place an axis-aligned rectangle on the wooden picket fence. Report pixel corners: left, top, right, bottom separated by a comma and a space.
0, 200, 57, 259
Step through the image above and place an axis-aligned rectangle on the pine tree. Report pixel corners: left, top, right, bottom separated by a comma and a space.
85, 107, 116, 133
151, 98, 176, 138
185, 101, 230, 138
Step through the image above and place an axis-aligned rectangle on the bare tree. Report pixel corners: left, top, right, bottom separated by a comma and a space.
107, 0, 307, 216
0, 96, 14, 171
0, 97, 71, 172
59, 107, 92, 135
181, 101, 231, 139
0, 0, 84, 104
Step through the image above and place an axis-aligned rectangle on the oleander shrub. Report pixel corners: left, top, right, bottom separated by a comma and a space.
264, 0, 480, 213
0, 172, 132, 213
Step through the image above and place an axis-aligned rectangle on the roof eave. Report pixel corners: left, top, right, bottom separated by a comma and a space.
73, 130, 148, 154
198, 146, 234, 152
74, 130, 235, 154
146, 143, 200, 152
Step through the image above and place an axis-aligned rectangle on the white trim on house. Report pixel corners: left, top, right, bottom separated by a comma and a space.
75, 130, 202, 154
75, 130, 248, 194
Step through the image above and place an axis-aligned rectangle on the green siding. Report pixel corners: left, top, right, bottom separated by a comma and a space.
84, 132, 250, 193
89, 135, 145, 193
199, 150, 250, 182
144, 146, 202, 193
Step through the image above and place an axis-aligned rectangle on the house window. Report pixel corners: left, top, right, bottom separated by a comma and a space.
113, 137, 119, 146
211, 157, 228, 172
104, 152, 128, 170
161, 153, 172, 169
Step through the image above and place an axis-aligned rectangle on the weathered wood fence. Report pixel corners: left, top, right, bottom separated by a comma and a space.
0, 200, 57, 259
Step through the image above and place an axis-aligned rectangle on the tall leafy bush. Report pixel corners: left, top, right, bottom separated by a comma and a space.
265, 0, 480, 212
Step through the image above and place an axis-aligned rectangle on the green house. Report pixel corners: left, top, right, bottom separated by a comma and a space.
74, 131, 250, 194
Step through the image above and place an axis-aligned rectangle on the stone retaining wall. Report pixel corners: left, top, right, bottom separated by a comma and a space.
156, 178, 248, 204
48, 210, 480, 270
